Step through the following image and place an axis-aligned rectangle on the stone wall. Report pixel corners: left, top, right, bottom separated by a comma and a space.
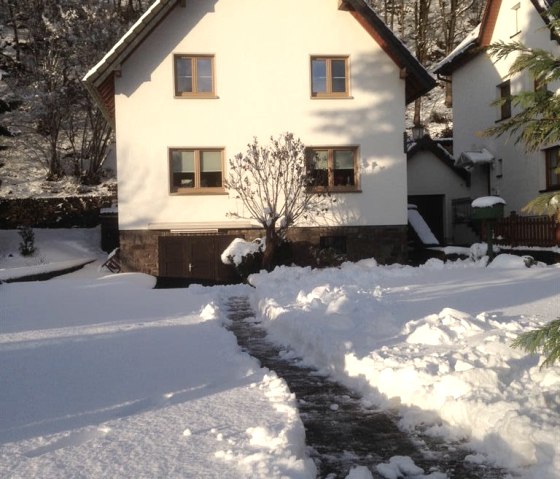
0, 196, 114, 229
120, 225, 407, 278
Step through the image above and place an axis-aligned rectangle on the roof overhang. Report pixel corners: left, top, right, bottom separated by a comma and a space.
84, 0, 436, 125
434, 0, 559, 77
407, 135, 471, 185
83, 0, 181, 126
456, 148, 495, 168
341, 0, 436, 103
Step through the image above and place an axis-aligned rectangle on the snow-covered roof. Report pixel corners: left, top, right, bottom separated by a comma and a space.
407, 135, 471, 185
434, 0, 559, 76
432, 24, 480, 75
456, 148, 495, 168
83, 0, 172, 85
472, 195, 506, 208
408, 205, 440, 245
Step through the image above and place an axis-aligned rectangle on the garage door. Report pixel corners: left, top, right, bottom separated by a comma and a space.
158, 235, 238, 282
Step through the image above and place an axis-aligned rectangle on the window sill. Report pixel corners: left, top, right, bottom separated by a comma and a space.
310, 95, 354, 100
539, 186, 560, 193
174, 94, 219, 99
309, 187, 362, 194
170, 188, 228, 196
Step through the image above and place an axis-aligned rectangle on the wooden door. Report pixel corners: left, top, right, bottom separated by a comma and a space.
158, 235, 238, 282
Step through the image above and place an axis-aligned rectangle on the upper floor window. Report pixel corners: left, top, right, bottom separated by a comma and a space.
498, 80, 512, 120
307, 146, 359, 192
534, 77, 549, 94
174, 55, 215, 97
311, 56, 349, 98
512, 3, 521, 37
545, 146, 560, 190
169, 148, 224, 193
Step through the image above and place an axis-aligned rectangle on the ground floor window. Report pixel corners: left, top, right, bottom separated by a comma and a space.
169, 148, 224, 193
307, 146, 359, 192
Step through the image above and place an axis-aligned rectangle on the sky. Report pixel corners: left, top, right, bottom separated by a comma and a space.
0, 228, 558, 479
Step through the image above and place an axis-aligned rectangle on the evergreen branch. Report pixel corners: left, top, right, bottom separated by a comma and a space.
511, 319, 560, 369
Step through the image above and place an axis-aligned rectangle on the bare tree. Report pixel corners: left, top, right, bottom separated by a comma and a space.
226, 133, 331, 271
5, 0, 148, 183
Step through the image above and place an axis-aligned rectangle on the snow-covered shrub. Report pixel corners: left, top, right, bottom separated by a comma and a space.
469, 242, 501, 262
17, 226, 36, 256
221, 237, 264, 280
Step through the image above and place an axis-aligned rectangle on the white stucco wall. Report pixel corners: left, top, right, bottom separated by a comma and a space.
452, 0, 560, 215
407, 150, 472, 242
113, 0, 407, 230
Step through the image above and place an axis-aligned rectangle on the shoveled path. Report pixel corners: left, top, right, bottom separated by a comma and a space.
225, 296, 505, 479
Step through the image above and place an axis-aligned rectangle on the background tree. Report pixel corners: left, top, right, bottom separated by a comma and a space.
225, 133, 331, 271
368, 0, 485, 127
484, 4, 560, 220
0, 0, 150, 184
484, 3, 560, 367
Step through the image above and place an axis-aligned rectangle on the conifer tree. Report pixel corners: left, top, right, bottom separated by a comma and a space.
485, 2, 560, 367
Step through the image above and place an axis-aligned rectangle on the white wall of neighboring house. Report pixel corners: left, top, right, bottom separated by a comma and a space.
452, 0, 560, 215
113, 0, 407, 231
407, 150, 472, 242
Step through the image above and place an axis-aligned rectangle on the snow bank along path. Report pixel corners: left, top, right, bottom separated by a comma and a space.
248, 257, 560, 479
224, 296, 506, 479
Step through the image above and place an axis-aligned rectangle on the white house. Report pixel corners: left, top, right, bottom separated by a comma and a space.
406, 136, 476, 245
434, 0, 560, 225
84, 0, 435, 281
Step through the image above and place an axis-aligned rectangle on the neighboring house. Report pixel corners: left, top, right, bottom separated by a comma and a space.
84, 0, 434, 281
433, 0, 560, 224
406, 135, 477, 245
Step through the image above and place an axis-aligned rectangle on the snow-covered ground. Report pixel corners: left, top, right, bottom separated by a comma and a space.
249, 257, 560, 479
0, 229, 315, 479
1, 229, 558, 478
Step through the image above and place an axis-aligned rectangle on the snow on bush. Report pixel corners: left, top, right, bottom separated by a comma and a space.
221, 237, 264, 266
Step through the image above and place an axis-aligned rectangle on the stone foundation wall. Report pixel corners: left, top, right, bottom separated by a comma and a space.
119, 225, 407, 277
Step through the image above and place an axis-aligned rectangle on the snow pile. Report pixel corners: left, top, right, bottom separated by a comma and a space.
376, 456, 447, 479
249, 259, 560, 478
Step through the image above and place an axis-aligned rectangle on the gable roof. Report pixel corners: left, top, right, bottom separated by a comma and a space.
84, 0, 435, 125
407, 135, 471, 186
434, 0, 558, 76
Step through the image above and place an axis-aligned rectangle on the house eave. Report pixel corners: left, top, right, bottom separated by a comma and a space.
83, 0, 180, 125
341, 0, 436, 103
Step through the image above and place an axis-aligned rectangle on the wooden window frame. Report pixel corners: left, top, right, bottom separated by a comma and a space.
174, 54, 216, 98
545, 146, 560, 191
310, 56, 350, 98
511, 3, 521, 38
306, 146, 360, 193
497, 80, 512, 121
534, 77, 549, 94
169, 147, 226, 195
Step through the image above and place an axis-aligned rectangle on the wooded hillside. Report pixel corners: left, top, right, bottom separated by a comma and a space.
0, 0, 483, 198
